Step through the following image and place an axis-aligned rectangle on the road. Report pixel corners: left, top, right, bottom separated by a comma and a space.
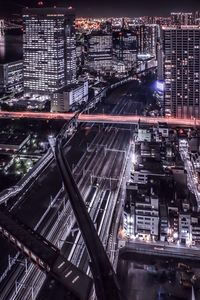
120, 240, 200, 262
0, 110, 198, 127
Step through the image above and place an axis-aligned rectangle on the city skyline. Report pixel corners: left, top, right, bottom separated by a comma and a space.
1, 0, 200, 17
0, 0, 200, 299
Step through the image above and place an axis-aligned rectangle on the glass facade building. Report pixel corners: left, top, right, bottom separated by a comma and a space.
87, 33, 113, 72
136, 25, 158, 57
163, 26, 200, 118
23, 7, 76, 95
113, 30, 137, 70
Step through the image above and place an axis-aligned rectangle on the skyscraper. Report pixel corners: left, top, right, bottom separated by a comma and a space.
163, 26, 200, 118
136, 25, 158, 58
170, 12, 195, 26
65, 10, 77, 85
113, 29, 137, 70
23, 7, 76, 96
87, 32, 113, 73
195, 11, 200, 25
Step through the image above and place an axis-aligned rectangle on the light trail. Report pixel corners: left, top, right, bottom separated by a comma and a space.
0, 111, 198, 127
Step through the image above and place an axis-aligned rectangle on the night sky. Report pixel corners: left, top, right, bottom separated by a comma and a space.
1, 0, 199, 17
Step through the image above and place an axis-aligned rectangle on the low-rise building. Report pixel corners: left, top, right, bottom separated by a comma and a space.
159, 204, 168, 241
0, 60, 23, 94
168, 209, 179, 241
140, 142, 161, 159
130, 170, 148, 185
191, 215, 200, 245
171, 166, 187, 186
137, 128, 152, 143
123, 211, 134, 237
182, 199, 190, 212
51, 81, 88, 112
179, 213, 191, 245
136, 123, 152, 143
157, 122, 169, 138
134, 194, 159, 240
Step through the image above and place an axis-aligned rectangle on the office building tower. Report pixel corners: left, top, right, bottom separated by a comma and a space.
87, 32, 112, 73
23, 7, 76, 96
136, 25, 158, 58
65, 11, 76, 85
195, 11, 200, 25
111, 18, 124, 31
76, 43, 84, 72
157, 32, 164, 82
163, 26, 200, 118
113, 29, 137, 70
170, 12, 194, 26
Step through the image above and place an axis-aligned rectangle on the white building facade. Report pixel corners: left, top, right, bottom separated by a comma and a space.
51, 80, 88, 112
23, 7, 76, 96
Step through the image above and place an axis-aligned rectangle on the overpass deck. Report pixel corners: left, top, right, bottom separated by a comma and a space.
119, 241, 200, 263
0, 111, 198, 127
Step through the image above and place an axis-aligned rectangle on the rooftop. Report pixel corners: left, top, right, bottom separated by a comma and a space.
55, 82, 86, 94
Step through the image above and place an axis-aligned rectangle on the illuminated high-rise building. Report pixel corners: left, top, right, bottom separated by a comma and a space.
23, 7, 76, 96
87, 32, 113, 73
136, 25, 158, 58
170, 12, 195, 26
163, 26, 200, 118
195, 11, 200, 25
113, 29, 137, 70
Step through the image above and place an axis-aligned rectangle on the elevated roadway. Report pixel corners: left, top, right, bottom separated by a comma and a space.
119, 240, 200, 263
0, 111, 198, 127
